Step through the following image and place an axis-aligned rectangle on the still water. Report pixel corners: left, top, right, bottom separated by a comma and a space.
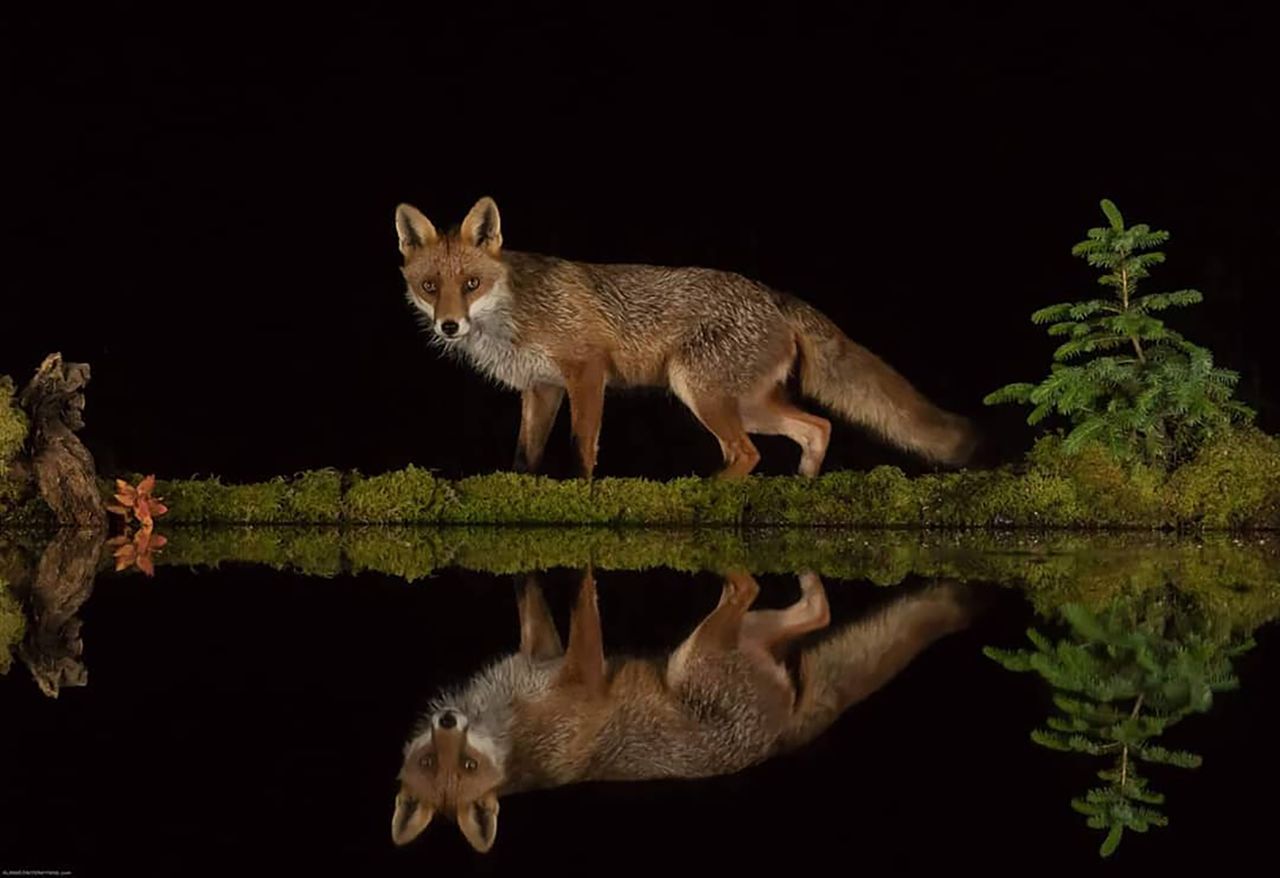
1, 528, 1277, 874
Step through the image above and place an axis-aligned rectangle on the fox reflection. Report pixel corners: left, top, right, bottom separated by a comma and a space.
393, 570, 973, 852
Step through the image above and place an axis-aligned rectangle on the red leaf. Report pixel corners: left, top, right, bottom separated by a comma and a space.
112, 541, 137, 571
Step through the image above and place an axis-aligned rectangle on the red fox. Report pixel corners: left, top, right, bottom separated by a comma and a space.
392, 570, 974, 852
395, 197, 978, 477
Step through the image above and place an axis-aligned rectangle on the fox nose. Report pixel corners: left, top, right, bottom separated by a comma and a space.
439, 320, 460, 337
438, 711, 458, 729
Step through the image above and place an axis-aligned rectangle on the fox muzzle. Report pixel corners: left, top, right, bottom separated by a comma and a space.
435, 318, 470, 339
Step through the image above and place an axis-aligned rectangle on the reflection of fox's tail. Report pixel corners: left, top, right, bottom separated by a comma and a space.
780, 581, 975, 752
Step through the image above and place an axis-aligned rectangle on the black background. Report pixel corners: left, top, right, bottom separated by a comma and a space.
4, 3, 1277, 481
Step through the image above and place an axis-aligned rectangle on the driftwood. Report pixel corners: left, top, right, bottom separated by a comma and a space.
16, 352, 106, 530
14, 528, 102, 696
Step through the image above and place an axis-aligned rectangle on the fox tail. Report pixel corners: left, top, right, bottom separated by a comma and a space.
777, 295, 979, 466
780, 581, 975, 752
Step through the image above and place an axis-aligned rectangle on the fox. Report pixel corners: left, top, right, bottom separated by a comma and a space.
391, 569, 975, 852
394, 197, 979, 478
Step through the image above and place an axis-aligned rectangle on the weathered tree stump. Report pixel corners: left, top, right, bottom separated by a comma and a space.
15, 528, 102, 696
16, 353, 106, 530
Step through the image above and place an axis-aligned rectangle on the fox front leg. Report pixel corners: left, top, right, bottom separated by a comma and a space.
555, 568, 606, 695
556, 358, 607, 479
516, 574, 564, 661
514, 383, 565, 473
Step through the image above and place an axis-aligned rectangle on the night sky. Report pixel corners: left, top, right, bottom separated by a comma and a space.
5, 4, 1277, 481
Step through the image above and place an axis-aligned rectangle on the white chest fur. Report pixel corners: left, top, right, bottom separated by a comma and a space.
456, 328, 562, 391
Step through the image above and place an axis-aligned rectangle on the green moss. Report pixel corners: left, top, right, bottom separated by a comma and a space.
1026, 436, 1166, 525
0, 497, 55, 529
0, 575, 24, 676
344, 465, 452, 523
0, 375, 31, 518
14, 426, 1280, 531
138, 525, 1280, 614
445, 473, 605, 524
150, 470, 346, 525
0, 377, 26, 467
154, 526, 344, 576
1165, 426, 1280, 529
283, 469, 344, 523
144, 525, 1280, 631
5, 524, 1278, 635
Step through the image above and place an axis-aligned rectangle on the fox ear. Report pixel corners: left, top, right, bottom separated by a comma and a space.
461, 196, 502, 255
391, 789, 435, 846
395, 203, 438, 258
457, 791, 500, 853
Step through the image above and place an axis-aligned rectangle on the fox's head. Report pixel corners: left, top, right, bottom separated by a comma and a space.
392, 707, 504, 852
394, 197, 509, 342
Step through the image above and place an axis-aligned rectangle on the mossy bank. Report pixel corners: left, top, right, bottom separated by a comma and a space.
0, 574, 24, 676
83, 428, 1280, 530
0, 377, 31, 521
3, 527, 1278, 636
3, 362, 1278, 530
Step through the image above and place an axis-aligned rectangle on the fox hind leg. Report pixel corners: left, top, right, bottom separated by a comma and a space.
667, 570, 760, 686
739, 385, 832, 477
669, 366, 761, 478
740, 570, 830, 660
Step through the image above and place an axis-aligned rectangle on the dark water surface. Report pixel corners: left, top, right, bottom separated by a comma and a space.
1, 530, 1277, 875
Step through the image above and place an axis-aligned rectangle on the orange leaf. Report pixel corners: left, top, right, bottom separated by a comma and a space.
114, 493, 136, 508
138, 475, 157, 495
106, 504, 129, 516
112, 542, 137, 571
136, 554, 155, 576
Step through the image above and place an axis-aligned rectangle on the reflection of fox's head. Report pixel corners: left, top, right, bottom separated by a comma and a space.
392, 706, 504, 852
395, 197, 508, 343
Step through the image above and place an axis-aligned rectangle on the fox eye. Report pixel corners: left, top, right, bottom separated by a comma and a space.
419, 753, 436, 770
463, 758, 478, 772
464, 277, 480, 292
421, 279, 438, 294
